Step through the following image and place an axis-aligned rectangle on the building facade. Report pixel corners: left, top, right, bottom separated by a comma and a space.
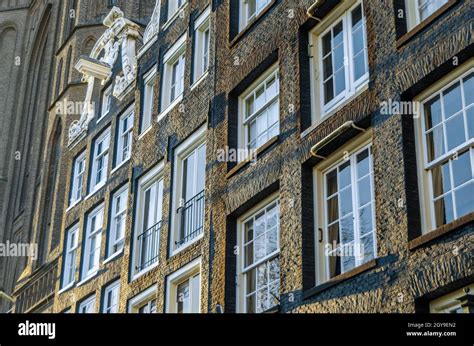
0, 0, 473, 314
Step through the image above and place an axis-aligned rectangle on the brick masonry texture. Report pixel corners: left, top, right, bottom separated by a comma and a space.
0, 0, 472, 314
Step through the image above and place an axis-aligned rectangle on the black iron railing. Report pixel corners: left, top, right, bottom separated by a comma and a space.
136, 220, 162, 272
176, 190, 205, 249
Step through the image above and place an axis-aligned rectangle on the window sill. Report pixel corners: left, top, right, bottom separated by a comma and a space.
110, 158, 130, 175
408, 212, 474, 251
229, 0, 276, 48
226, 135, 279, 179
396, 0, 458, 49
66, 199, 82, 212
131, 261, 159, 282
137, 35, 158, 59
303, 259, 377, 300
77, 272, 99, 287
158, 95, 183, 122
162, 3, 188, 31
103, 249, 124, 264
84, 183, 106, 201
170, 232, 204, 258
191, 71, 209, 91
138, 125, 153, 141
58, 282, 75, 295
97, 113, 109, 124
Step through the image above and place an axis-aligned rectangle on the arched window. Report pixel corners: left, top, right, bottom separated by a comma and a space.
64, 46, 72, 88
55, 58, 63, 98
83, 36, 96, 55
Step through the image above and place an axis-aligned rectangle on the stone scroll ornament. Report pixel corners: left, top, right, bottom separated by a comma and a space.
68, 7, 141, 146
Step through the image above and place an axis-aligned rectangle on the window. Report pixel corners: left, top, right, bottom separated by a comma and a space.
239, 0, 271, 31
314, 140, 376, 283
102, 280, 120, 313
429, 284, 474, 313
416, 68, 474, 232
193, 8, 210, 83
69, 151, 86, 206
100, 85, 112, 120
108, 185, 128, 258
133, 163, 164, 278
309, 1, 368, 119
90, 129, 111, 192
237, 196, 280, 313
166, 258, 201, 313
141, 67, 156, 134
116, 106, 134, 166
405, 0, 449, 30
128, 284, 157, 313
171, 125, 206, 253
167, 0, 187, 21
62, 224, 79, 288
161, 35, 186, 114
239, 65, 279, 151
82, 204, 104, 280
78, 295, 96, 313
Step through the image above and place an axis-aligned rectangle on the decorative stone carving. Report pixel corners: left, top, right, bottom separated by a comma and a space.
143, 0, 161, 46
68, 6, 141, 146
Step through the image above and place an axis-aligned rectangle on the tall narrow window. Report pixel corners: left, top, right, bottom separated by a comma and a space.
239, 66, 279, 151
238, 197, 280, 313
193, 8, 210, 83
90, 129, 110, 192
417, 70, 474, 231
322, 146, 376, 279
239, 0, 271, 31
108, 186, 128, 258
133, 164, 164, 278
102, 280, 120, 313
82, 204, 104, 280
78, 295, 96, 313
116, 107, 134, 166
161, 35, 186, 114
69, 151, 86, 206
141, 67, 156, 134
167, 0, 187, 21
128, 285, 157, 313
62, 224, 79, 288
405, 0, 449, 29
100, 85, 112, 121
166, 259, 201, 313
309, 1, 368, 119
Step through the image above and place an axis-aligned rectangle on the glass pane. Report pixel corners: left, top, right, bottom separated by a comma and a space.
266, 228, 278, 254
328, 223, 339, 244
328, 250, 341, 278
266, 75, 278, 100
255, 85, 265, 112
248, 121, 257, 148
361, 232, 375, 263
434, 194, 454, 227
352, 26, 364, 55
254, 211, 266, 237
322, 32, 332, 56
246, 294, 255, 313
324, 78, 334, 104
257, 262, 267, 287
359, 204, 373, 237
183, 153, 195, 201
323, 56, 333, 80
443, 82, 462, 119
334, 44, 344, 70
340, 187, 353, 216
268, 258, 280, 283
333, 22, 343, 47
246, 269, 256, 294
266, 204, 278, 229
326, 169, 338, 196
424, 96, 442, 130
353, 52, 366, 81
335, 66, 346, 96
256, 112, 268, 138
431, 161, 451, 198
451, 151, 472, 188
244, 220, 254, 243
196, 144, 206, 193
340, 216, 354, 245
327, 196, 339, 224
245, 95, 254, 118
358, 176, 371, 207
257, 287, 269, 313
351, 5, 363, 28
339, 160, 351, 188
341, 247, 355, 273
426, 126, 445, 162
268, 101, 279, 127
467, 106, 474, 139
454, 182, 474, 219
254, 234, 265, 262
269, 281, 279, 308
244, 243, 253, 267
356, 149, 370, 178
445, 112, 466, 151
463, 73, 474, 106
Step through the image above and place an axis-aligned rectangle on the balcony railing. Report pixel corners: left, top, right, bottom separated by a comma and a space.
136, 220, 162, 272
14, 259, 58, 313
176, 190, 205, 249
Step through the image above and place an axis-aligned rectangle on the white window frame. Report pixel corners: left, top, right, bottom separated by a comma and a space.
131, 162, 164, 280
236, 193, 280, 313
128, 284, 157, 313
308, 0, 369, 123
165, 0, 187, 28
405, 0, 449, 30
414, 62, 474, 233
99, 84, 112, 122
165, 257, 201, 313
116, 105, 134, 167
61, 224, 79, 289
238, 0, 271, 32
81, 203, 104, 281
160, 34, 186, 118
90, 128, 111, 193
78, 295, 96, 313
170, 125, 207, 256
313, 133, 376, 285
193, 7, 211, 85
141, 66, 157, 135
102, 280, 120, 313
238, 64, 280, 152
107, 185, 128, 259
69, 151, 86, 206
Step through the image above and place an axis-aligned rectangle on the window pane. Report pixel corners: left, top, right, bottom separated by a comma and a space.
334, 62, 346, 96
324, 78, 334, 104
443, 82, 462, 119
328, 223, 339, 244
356, 149, 370, 178
323, 55, 333, 80
326, 169, 338, 196
360, 232, 375, 263
333, 22, 343, 46
340, 187, 353, 216
454, 182, 474, 219
434, 194, 454, 227
424, 96, 442, 130
359, 204, 373, 237
327, 196, 339, 224
351, 5, 363, 28
328, 250, 341, 278
246, 268, 256, 294
467, 106, 474, 139
339, 161, 351, 188
358, 176, 371, 206
445, 113, 466, 151
353, 51, 366, 81
463, 73, 474, 106
451, 151, 472, 188
340, 216, 354, 244
426, 126, 445, 162
431, 161, 451, 198
341, 247, 355, 272
254, 234, 265, 262
322, 32, 331, 56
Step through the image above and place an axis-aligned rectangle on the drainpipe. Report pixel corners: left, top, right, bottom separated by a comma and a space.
307, 0, 323, 22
